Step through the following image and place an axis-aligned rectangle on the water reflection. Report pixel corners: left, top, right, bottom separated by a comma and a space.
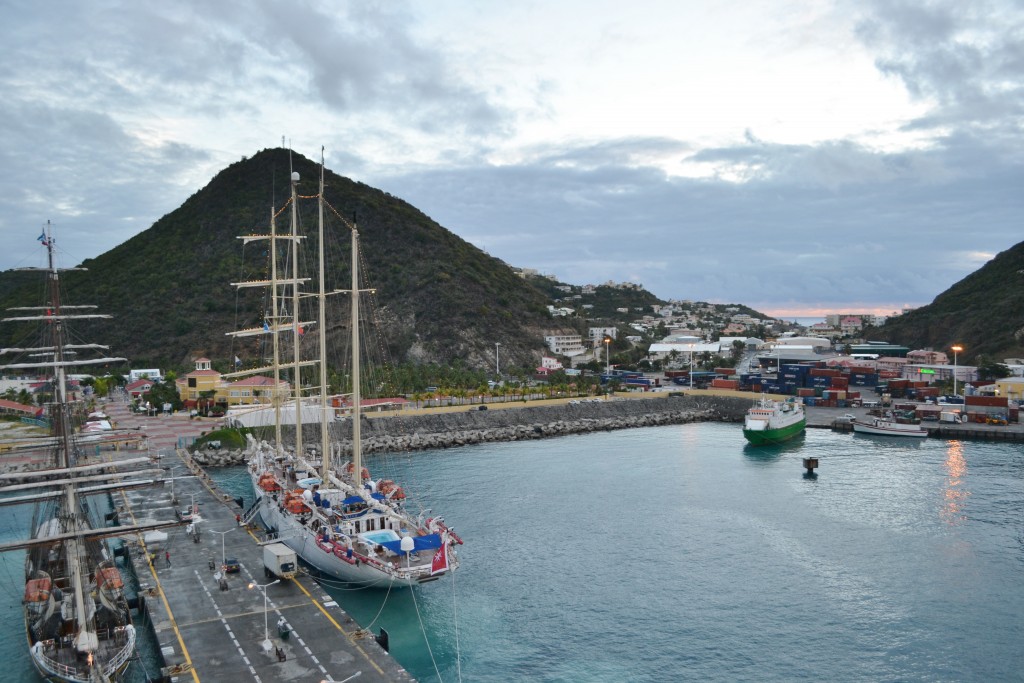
941, 440, 969, 525
742, 432, 805, 464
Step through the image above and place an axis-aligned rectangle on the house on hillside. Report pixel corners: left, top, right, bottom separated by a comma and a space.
544, 334, 585, 357
126, 378, 156, 400
907, 350, 950, 365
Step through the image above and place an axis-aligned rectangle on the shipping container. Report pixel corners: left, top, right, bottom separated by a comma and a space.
966, 396, 1009, 408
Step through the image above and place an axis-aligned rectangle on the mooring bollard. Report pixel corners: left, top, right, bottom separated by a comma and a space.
803, 457, 818, 474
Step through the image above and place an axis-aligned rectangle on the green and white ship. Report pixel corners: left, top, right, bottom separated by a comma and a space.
742, 395, 806, 445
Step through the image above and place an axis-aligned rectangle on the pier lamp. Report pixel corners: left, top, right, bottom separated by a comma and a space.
495, 342, 501, 377
164, 464, 182, 505
248, 579, 280, 651
604, 336, 611, 375
951, 345, 963, 397
210, 528, 234, 571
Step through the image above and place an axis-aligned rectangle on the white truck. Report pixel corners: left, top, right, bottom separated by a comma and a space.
262, 542, 298, 580
940, 411, 963, 424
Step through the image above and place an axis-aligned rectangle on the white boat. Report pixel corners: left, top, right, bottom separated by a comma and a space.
233, 160, 460, 587
852, 414, 929, 438
0, 223, 180, 682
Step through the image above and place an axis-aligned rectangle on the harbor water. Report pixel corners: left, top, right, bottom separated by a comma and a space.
3, 422, 1022, 681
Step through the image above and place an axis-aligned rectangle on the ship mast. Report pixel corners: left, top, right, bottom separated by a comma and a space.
318, 155, 331, 481
290, 165, 304, 459
42, 222, 97, 655
270, 206, 283, 455
350, 224, 363, 491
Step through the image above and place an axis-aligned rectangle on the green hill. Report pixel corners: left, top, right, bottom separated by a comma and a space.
0, 148, 571, 371
869, 240, 1024, 363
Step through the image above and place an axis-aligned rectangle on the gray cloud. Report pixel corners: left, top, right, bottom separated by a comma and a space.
2, 0, 1022, 317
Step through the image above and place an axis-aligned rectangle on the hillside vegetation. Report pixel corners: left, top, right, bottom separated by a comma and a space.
0, 149, 571, 370
870, 240, 1024, 363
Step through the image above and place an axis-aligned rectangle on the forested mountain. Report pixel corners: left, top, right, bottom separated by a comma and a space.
0, 148, 572, 371
869, 240, 1024, 362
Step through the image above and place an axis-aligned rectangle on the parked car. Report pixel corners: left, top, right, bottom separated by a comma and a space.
836, 413, 857, 423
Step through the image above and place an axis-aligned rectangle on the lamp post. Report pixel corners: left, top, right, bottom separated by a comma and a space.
163, 464, 181, 505
951, 344, 963, 398
210, 528, 234, 570
495, 342, 501, 377
248, 579, 280, 651
604, 336, 611, 375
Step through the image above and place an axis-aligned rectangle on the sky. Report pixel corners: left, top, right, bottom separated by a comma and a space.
2, 0, 1022, 320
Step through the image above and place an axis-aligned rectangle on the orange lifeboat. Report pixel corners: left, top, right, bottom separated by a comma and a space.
377, 480, 406, 500
24, 577, 51, 603
344, 462, 371, 480
258, 473, 281, 492
97, 566, 124, 591
284, 489, 308, 514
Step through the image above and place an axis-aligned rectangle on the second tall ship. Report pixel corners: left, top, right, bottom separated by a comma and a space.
231, 161, 461, 587
0, 224, 181, 682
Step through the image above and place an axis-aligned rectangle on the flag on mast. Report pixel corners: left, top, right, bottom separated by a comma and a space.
37, 231, 48, 246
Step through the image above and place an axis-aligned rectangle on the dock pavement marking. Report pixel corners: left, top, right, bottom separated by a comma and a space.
117, 488, 200, 683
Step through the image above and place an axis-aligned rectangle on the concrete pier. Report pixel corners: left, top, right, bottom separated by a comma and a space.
115, 446, 411, 683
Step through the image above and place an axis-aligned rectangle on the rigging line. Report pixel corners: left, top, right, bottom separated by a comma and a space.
363, 577, 394, 631
409, 582, 443, 683
272, 196, 293, 220
451, 568, 462, 683
323, 198, 357, 231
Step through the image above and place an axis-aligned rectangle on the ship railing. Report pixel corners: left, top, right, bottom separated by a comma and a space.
32, 644, 87, 683
100, 628, 136, 675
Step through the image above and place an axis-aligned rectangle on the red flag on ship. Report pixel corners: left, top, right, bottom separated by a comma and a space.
431, 543, 448, 575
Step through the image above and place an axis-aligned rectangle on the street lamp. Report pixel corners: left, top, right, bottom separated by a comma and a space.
248, 579, 280, 651
210, 528, 234, 570
495, 342, 501, 377
604, 336, 611, 375
951, 344, 963, 398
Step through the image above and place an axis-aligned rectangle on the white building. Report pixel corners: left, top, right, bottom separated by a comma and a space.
544, 334, 586, 357
588, 327, 617, 343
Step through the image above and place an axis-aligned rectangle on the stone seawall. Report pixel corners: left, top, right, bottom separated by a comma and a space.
190, 394, 750, 467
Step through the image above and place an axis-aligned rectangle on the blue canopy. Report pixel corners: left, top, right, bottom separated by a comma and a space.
370, 492, 386, 501
379, 533, 443, 555
342, 496, 364, 505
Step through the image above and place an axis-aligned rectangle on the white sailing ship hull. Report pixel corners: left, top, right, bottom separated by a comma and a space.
250, 473, 451, 587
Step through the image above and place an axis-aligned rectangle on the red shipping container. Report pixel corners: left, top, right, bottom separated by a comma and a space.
711, 379, 739, 389
966, 396, 1008, 407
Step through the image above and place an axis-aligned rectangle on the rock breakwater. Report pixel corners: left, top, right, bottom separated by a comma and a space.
189, 394, 749, 467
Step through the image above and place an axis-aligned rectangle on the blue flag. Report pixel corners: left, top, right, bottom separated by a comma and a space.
263, 321, 270, 332
37, 231, 48, 246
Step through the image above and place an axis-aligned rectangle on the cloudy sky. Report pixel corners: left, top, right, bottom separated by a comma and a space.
2, 1, 1021, 319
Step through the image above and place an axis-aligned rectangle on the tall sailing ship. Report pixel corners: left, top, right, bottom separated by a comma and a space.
231, 160, 461, 587
0, 224, 180, 682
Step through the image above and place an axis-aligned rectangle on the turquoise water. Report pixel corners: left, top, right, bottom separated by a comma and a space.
3, 423, 1022, 681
